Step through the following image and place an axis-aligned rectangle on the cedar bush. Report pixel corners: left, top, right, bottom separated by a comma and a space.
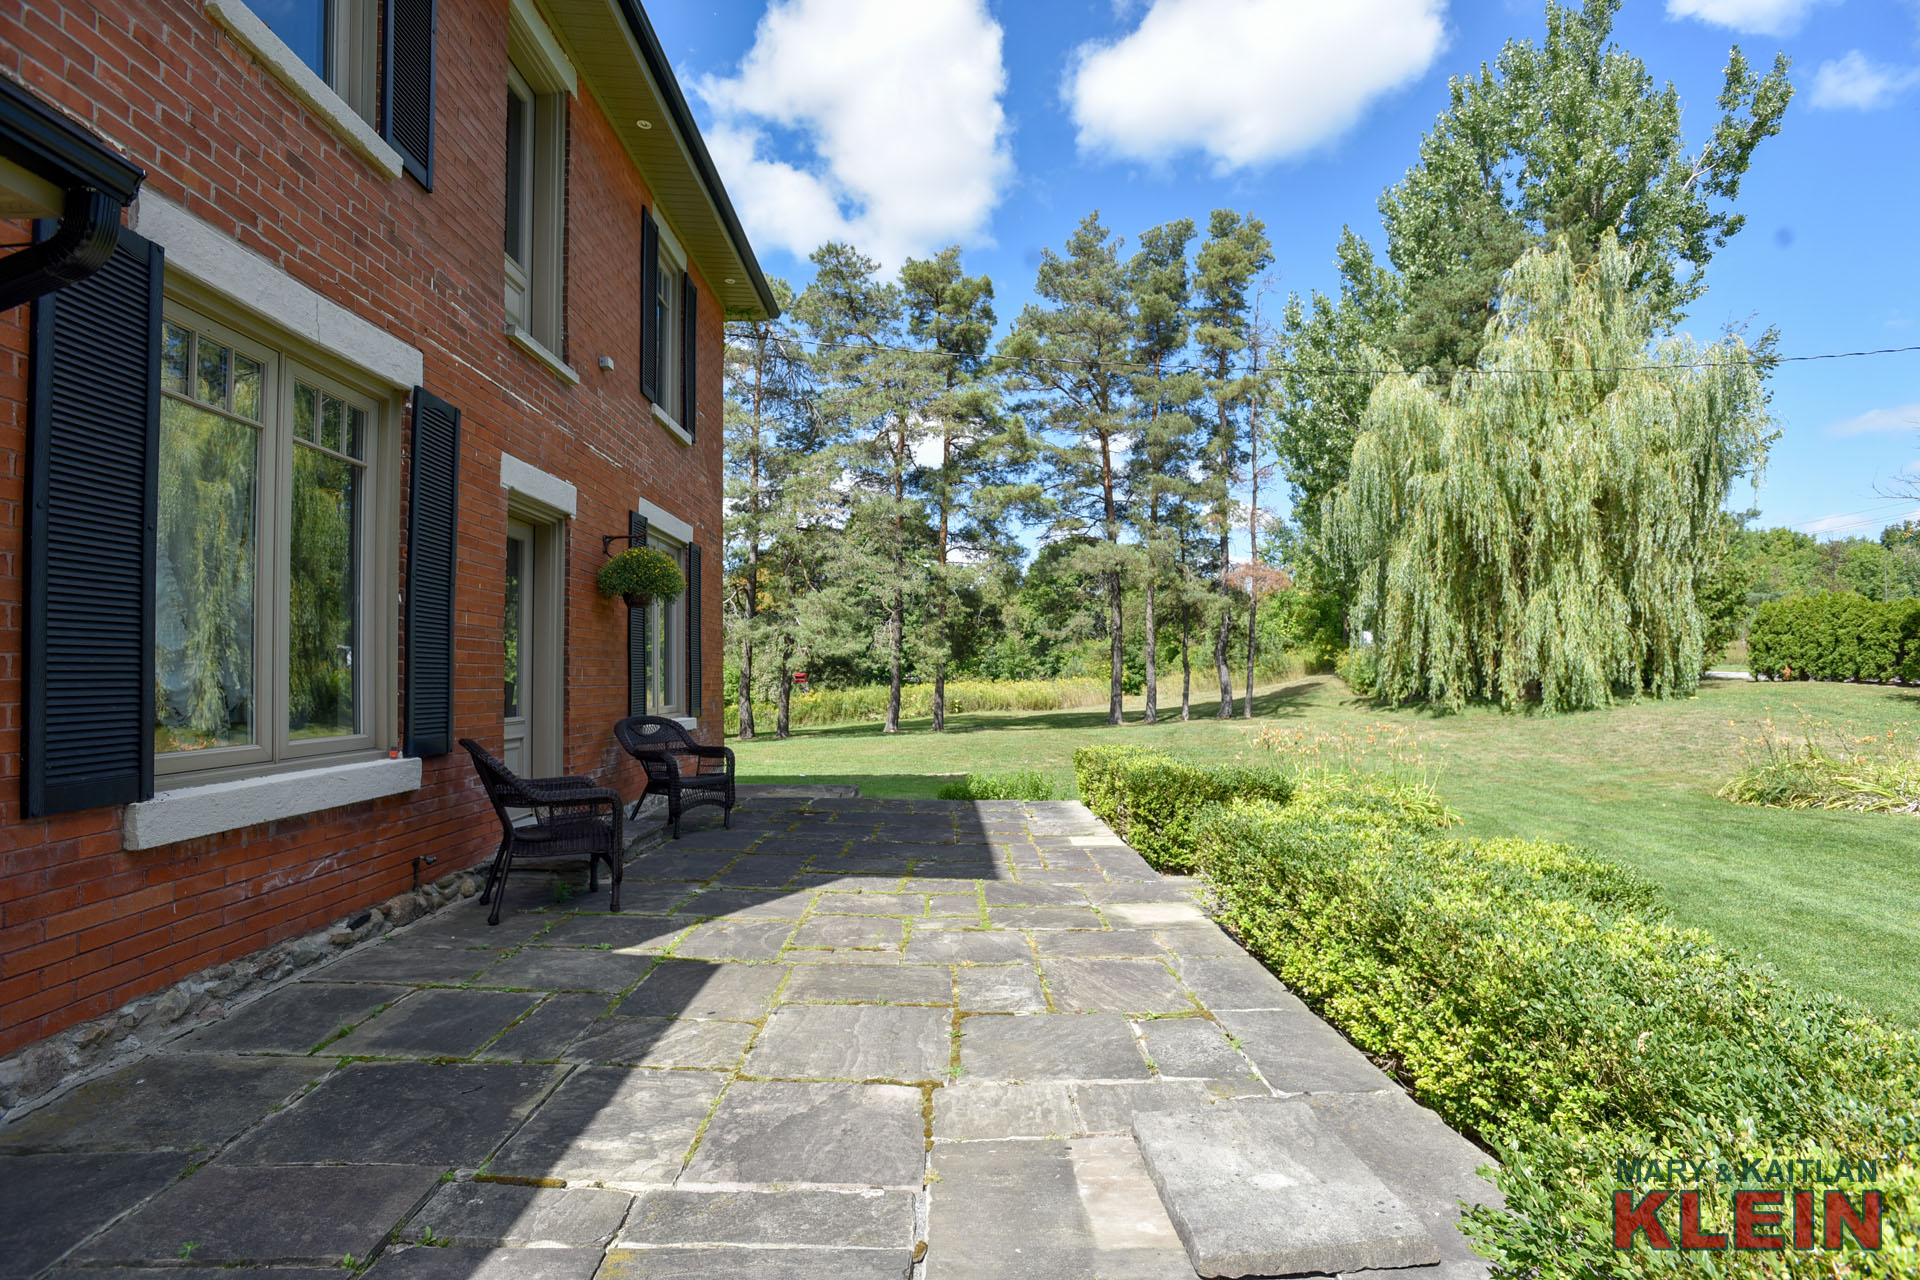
1748, 592, 1920, 683
1071, 746, 1294, 873
1192, 784, 1920, 1277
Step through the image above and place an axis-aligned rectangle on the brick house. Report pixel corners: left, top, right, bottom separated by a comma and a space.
0, 0, 774, 1061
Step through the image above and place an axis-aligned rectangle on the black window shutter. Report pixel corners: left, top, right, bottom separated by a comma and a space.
382, 0, 437, 189
404, 388, 461, 756
639, 210, 660, 404
24, 223, 161, 817
681, 271, 697, 437
628, 513, 649, 715
686, 543, 702, 720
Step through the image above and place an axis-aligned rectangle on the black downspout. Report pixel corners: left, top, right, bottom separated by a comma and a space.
0, 188, 124, 312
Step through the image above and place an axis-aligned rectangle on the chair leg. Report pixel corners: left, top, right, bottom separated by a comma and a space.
487, 842, 517, 927
607, 850, 622, 914
479, 836, 510, 905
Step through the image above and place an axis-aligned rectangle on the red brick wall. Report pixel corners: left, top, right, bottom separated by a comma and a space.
0, 0, 729, 1056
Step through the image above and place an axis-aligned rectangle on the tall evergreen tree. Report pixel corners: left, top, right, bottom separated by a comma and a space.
722, 279, 803, 741
1192, 209, 1272, 719
899, 247, 1021, 731
1001, 213, 1136, 725
1125, 218, 1201, 724
792, 244, 942, 733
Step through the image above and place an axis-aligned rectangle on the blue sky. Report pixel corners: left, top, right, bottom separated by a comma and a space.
652, 0, 1920, 542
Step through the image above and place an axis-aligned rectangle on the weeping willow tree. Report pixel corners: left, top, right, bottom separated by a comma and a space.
1325, 234, 1773, 711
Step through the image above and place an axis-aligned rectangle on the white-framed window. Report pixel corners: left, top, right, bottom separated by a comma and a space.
503, 33, 569, 361
646, 533, 690, 717
653, 232, 685, 427
154, 301, 394, 780
246, 0, 380, 125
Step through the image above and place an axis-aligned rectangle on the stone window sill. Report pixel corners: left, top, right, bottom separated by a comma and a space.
204, 0, 403, 181
123, 756, 423, 850
508, 325, 582, 386
653, 402, 692, 446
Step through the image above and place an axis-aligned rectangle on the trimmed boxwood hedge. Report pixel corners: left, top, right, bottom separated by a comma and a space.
1072, 745, 1295, 873
1190, 783, 1920, 1276
1748, 592, 1920, 683
1072, 751, 1920, 1273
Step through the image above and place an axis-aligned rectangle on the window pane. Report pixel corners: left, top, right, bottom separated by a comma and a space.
348, 406, 365, 459
161, 323, 190, 395
257, 0, 329, 81
505, 88, 529, 262
321, 395, 344, 452
504, 538, 522, 718
197, 338, 230, 408
289, 443, 361, 738
295, 382, 318, 442
233, 353, 263, 421
156, 399, 257, 753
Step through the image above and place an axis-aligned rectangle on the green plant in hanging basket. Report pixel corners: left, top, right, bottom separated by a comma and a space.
598, 545, 684, 609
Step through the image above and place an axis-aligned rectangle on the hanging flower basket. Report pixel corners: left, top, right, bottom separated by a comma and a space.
598, 545, 684, 610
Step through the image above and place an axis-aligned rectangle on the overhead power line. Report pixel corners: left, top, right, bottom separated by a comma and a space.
734, 329, 1920, 380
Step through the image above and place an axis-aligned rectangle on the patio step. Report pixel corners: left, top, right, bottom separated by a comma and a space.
1132, 1099, 1441, 1278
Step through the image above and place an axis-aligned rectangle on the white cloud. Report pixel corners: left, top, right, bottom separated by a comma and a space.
1809, 51, 1920, 111
1825, 402, 1920, 436
1065, 0, 1447, 172
695, 0, 1011, 267
1665, 0, 1831, 35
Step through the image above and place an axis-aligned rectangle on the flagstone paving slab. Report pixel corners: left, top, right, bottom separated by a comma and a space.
218, 1062, 560, 1166
491, 1066, 725, 1188
0, 1151, 188, 1279
330, 988, 539, 1058
744, 1004, 950, 1081
175, 981, 405, 1054
477, 993, 609, 1061
621, 1187, 917, 1249
959, 1013, 1152, 1081
0, 1056, 326, 1153
612, 960, 787, 1020
0, 797, 1494, 1279
79, 1163, 444, 1266
681, 1081, 924, 1187
400, 1182, 633, 1247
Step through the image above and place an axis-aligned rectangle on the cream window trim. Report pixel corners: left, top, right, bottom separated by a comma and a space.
652, 400, 691, 445
509, 0, 578, 97
508, 325, 582, 386
632, 495, 693, 545
504, 52, 568, 357
124, 757, 423, 850
133, 192, 423, 389
203, 0, 402, 180
500, 453, 579, 518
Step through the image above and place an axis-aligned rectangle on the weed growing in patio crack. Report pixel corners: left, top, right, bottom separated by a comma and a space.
178, 1242, 200, 1260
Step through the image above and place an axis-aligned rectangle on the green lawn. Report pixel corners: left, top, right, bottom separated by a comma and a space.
730, 675, 1920, 1026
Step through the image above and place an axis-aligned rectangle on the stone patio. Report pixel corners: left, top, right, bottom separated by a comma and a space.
1, 796, 1499, 1280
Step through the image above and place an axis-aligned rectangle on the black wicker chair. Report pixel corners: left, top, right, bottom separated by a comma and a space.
613, 715, 736, 838
460, 738, 624, 925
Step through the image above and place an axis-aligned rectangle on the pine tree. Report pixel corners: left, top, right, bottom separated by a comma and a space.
899, 247, 1021, 731
793, 244, 942, 734
1324, 234, 1774, 711
1001, 213, 1136, 725
1125, 218, 1201, 725
1193, 210, 1272, 719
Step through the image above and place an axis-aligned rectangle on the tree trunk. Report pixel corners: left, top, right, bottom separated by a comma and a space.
776, 638, 795, 739
1180, 610, 1192, 721
933, 433, 951, 733
737, 633, 755, 741
886, 587, 903, 734
1215, 596, 1234, 719
1244, 591, 1256, 718
1142, 569, 1158, 724
1107, 568, 1124, 726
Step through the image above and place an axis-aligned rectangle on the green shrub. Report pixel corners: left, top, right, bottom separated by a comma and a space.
1336, 646, 1379, 695
934, 769, 1059, 801
1072, 746, 1294, 873
1193, 784, 1920, 1277
1748, 592, 1919, 683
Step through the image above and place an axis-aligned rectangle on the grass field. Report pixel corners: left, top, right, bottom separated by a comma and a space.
730, 675, 1920, 1026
